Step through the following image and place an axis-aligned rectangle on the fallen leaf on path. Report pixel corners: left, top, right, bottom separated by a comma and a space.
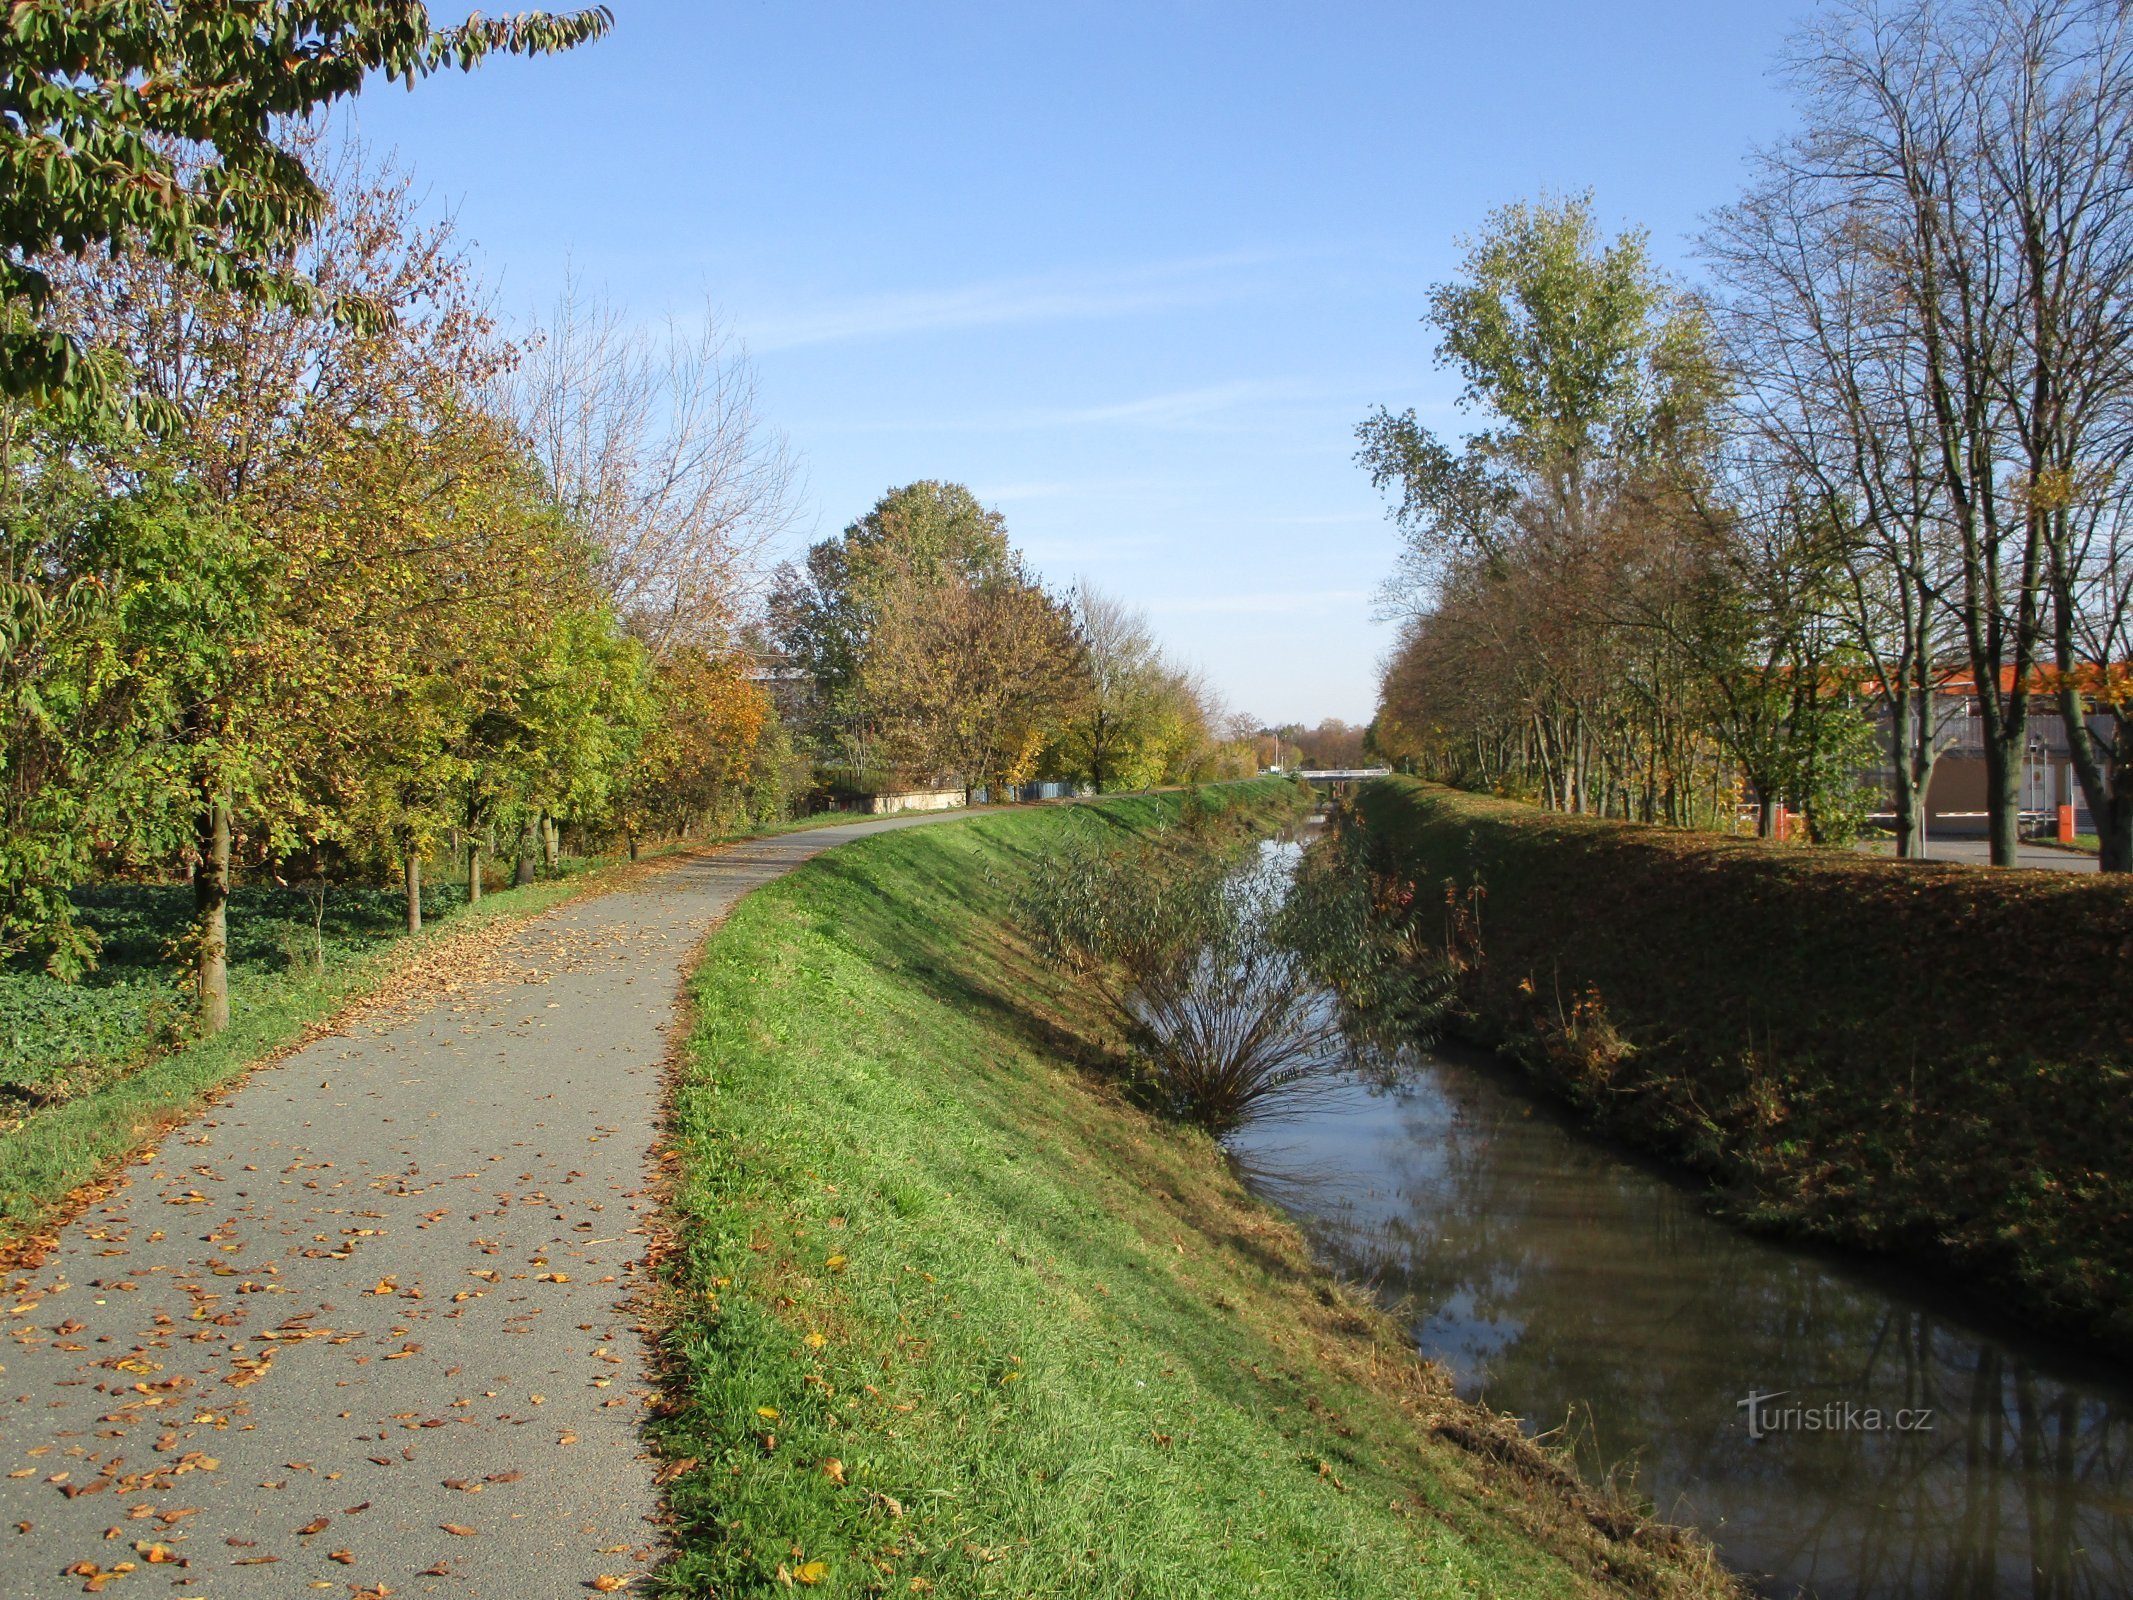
589, 1578, 630, 1593
297, 1517, 330, 1535
328, 1549, 355, 1564
439, 1523, 477, 1537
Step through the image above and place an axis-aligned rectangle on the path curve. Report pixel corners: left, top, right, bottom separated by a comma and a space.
1, 815, 965, 1598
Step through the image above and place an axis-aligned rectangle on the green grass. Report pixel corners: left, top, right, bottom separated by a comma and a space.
0, 879, 479, 1100
0, 859, 611, 1242
653, 783, 1730, 1598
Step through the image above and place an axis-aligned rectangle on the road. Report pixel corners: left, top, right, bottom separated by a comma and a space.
1856, 836, 2100, 872
0, 815, 962, 1598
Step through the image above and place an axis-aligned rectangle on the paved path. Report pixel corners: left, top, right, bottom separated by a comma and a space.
1, 817, 961, 1599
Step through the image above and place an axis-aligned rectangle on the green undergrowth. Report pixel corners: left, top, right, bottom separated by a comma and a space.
1353, 776, 2133, 1353
654, 781, 1733, 1598
0, 862, 605, 1241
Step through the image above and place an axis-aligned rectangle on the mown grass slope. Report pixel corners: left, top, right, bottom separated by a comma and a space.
654, 785, 1733, 1599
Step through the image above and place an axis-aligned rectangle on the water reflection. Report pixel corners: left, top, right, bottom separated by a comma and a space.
1231, 1060, 2133, 1598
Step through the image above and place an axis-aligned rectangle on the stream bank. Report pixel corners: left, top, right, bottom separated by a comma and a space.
651, 783, 1737, 1598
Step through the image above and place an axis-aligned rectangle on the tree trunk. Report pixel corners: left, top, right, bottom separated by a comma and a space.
1983, 734, 2022, 867
515, 814, 538, 886
403, 848, 422, 935
1891, 695, 1924, 859
195, 794, 232, 1035
2098, 714, 2133, 873
543, 813, 560, 870
466, 831, 482, 907
1757, 793, 1779, 840
627, 829, 639, 862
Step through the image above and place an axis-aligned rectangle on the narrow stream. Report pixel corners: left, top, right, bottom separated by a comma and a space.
1229, 837, 2133, 1599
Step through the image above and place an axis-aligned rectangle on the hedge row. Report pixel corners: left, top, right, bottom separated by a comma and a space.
1353, 776, 2133, 1352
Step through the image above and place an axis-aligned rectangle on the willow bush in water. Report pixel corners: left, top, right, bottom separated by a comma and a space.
1021, 835, 1326, 1133
1022, 821, 1446, 1135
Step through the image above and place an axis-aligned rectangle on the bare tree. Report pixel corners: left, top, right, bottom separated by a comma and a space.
1748, 0, 2133, 869
511, 275, 799, 653
1708, 162, 1963, 857
1068, 584, 1159, 792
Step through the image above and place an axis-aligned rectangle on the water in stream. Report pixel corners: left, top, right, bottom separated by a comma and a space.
1230, 839, 2133, 1599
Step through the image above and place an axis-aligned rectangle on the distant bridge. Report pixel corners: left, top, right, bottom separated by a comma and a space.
1292, 767, 1391, 790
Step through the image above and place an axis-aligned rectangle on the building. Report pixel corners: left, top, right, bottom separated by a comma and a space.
1868, 671, 2113, 836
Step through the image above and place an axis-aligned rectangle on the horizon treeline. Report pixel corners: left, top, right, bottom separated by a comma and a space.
1364, 0, 2133, 873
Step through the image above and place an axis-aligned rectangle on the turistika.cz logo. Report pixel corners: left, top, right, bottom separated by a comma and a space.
1736, 1389, 1936, 1441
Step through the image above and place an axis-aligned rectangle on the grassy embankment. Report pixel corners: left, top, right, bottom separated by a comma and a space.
0, 854, 633, 1246
1352, 775, 2133, 1353
653, 781, 1735, 1599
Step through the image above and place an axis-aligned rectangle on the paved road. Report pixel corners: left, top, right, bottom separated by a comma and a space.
1857, 836, 2100, 872
0, 816, 962, 1599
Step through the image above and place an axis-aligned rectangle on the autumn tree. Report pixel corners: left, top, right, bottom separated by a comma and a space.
1358, 194, 1731, 819
860, 554, 1085, 799
38, 139, 584, 1027
1053, 585, 1219, 791
768, 480, 1017, 784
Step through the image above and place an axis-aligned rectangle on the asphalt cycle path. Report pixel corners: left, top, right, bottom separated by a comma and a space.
1, 815, 964, 1598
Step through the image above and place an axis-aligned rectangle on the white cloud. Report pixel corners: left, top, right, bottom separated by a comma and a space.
741, 250, 1290, 350
1147, 589, 1372, 617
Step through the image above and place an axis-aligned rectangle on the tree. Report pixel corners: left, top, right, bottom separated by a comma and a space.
767, 480, 1015, 782
1707, 152, 1962, 858
860, 554, 1085, 798
0, 0, 611, 410
512, 278, 797, 653
1358, 194, 1731, 820
0, 403, 264, 974
38, 139, 587, 1026
616, 645, 773, 847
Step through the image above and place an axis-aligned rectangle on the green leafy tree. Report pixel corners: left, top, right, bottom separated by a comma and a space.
0, 0, 611, 409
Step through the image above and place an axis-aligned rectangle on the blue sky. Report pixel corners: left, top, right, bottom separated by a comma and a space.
349, 1, 1807, 725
